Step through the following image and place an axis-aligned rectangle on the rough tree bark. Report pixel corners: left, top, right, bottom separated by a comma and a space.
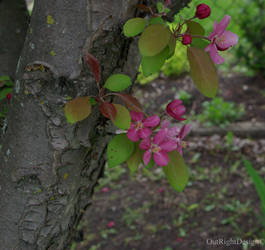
0, 0, 191, 249
0, 0, 28, 78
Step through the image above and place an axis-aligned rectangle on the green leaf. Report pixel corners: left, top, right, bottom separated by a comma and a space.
141, 47, 169, 77
191, 38, 209, 50
123, 18, 147, 37
186, 21, 205, 36
64, 96, 91, 124
138, 24, 171, 57
187, 47, 218, 98
0, 75, 11, 81
186, 21, 208, 49
112, 104, 131, 130
243, 157, 265, 215
127, 143, 142, 174
90, 98, 97, 106
104, 74, 132, 92
156, 2, 164, 13
164, 7, 170, 13
149, 17, 164, 25
167, 34, 176, 59
163, 151, 189, 192
3, 81, 13, 87
0, 75, 13, 87
107, 134, 135, 168
0, 88, 12, 101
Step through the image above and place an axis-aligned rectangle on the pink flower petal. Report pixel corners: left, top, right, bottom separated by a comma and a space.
101, 187, 109, 193
175, 105, 186, 116
153, 151, 169, 166
143, 115, 160, 127
179, 124, 192, 139
205, 43, 224, 64
108, 221, 115, 228
215, 15, 231, 37
215, 30, 238, 50
160, 140, 177, 152
127, 125, 140, 142
140, 137, 151, 150
176, 145, 183, 156
166, 100, 186, 121
139, 127, 152, 139
209, 21, 218, 40
161, 120, 170, 129
130, 111, 143, 122
143, 150, 152, 165
154, 129, 167, 145
168, 126, 180, 137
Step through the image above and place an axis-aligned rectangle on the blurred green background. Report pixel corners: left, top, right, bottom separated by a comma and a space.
137, 0, 265, 84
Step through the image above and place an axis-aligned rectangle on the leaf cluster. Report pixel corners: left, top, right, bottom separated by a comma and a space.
197, 97, 245, 127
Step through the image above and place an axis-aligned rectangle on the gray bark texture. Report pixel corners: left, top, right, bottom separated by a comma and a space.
0, 0, 28, 78
0, 0, 191, 249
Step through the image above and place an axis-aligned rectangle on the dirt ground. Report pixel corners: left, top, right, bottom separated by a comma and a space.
73, 74, 265, 250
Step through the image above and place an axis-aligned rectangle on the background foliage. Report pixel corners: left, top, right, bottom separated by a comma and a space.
137, 0, 265, 84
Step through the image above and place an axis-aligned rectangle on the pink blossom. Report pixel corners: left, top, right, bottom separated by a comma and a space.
107, 221, 115, 228
158, 187, 164, 193
101, 187, 109, 193
177, 237, 183, 242
195, 4, 211, 19
166, 100, 186, 121
205, 15, 238, 64
140, 129, 176, 166
162, 121, 191, 155
182, 34, 192, 45
175, 124, 192, 155
161, 120, 180, 138
6, 93, 12, 101
127, 111, 160, 142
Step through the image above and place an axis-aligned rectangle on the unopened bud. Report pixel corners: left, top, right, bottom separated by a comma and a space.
6, 93, 12, 101
182, 34, 192, 45
195, 4, 211, 19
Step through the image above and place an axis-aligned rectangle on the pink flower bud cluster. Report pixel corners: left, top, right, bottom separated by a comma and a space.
126, 100, 191, 167
205, 15, 238, 64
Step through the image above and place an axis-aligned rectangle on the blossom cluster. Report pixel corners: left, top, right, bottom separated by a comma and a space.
181, 3, 238, 65
127, 100, 191, 167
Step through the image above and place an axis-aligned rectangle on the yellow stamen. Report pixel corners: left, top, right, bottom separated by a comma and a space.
181, 141, 187, 148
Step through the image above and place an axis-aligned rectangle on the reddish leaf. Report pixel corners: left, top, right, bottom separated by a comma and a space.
85, 53, 100, 83
116, 94, 143, 113
187, 47, 218, 98
100, 102, 117, 120
64, 96, 91, 124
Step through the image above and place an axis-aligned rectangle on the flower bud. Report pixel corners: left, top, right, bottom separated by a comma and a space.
108, 221, 115, 228
166, 99, 186, 121
195, 4, 211, 19
6, 93, 12, 101
182, 34, 192, 45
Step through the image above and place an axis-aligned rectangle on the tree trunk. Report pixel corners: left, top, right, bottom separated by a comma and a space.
0, 0, 191, 249
0, 0, 28, 78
